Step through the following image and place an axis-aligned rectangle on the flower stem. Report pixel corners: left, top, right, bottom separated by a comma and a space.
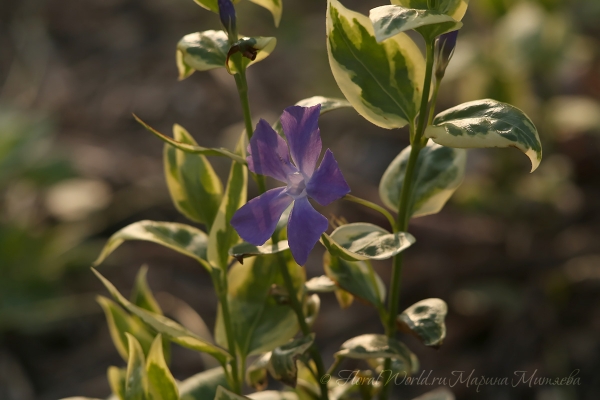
379, 36, 437, 400
343, 194, 397, 231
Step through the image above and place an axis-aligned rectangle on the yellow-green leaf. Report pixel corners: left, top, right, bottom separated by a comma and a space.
93, 269, 231, 365
108, 366, 127, 400
248, 0, 283, 27
124, 333, 147, 400
131, 266, 162, 315
146, 335, 179, 400
164, 124, 223, 229
390, 0, 469, 21
326, 0, 425, 129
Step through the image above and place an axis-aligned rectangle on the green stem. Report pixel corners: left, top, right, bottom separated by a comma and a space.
379, 37, 437, 400
213, 270, 242, 394
278, 260, 329, 400
343, 194, 397, 231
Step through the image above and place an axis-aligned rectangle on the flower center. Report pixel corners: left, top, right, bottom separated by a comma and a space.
286, 171, 307, 199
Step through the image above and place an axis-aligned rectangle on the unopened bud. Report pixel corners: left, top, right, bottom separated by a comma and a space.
218, 0, 237, 37
435, 30, 459, 79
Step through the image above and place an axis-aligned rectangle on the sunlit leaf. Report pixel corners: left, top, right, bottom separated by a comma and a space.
322, 223, 415, 261
93, 269, 231, 365
229, 241, 289, 262
248, 392, 299, 400
336, 334, 418, 374
164, 124, 223, 229
268, 334, 315, 387
326, 0, 425, 129
379, 141, 466, 217
146, 335, 179, 400
273, 96, 352, 135
370, 6, 461, 42
248, 0, 283, 27
397, 298, 447, 348
304, 294, 320, 327
390, 0, 469, 21
305, 276, 337, 293
93, 220, 210, 271
425, 99, 542, 172
107, 366, 127, 400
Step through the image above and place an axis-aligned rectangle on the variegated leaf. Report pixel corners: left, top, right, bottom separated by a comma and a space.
164, 124, 223, 229
326, 0, 425, 129
107, 366, 127, 400
370, 6, 461, 43
379, 140, 466, 217
425, 99, 542, 172
268, 334, 315, 387
390, 0, 469, 21
229, 240, 289, 261
179, 367, 228, 400
397, 298, 447, 348
146, 335, 179, 400
124, 334, 147, 400
249, 0, 283, 27
273, 96, 351, 135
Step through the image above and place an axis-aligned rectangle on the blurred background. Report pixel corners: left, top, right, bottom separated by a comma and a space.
1, 0, 600, 398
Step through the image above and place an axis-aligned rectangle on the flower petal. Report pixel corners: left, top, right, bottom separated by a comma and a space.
307, 149, 351, 206
287, 197, 328, 265
231, 187, 293, 245
280, 105, 322, 177
247, 119, 295, 182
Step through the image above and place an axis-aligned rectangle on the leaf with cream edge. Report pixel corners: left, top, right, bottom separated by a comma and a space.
272, 96, 351, 135
214, 255, 304, 357
124, 334, 147, 400
335, 334, 419, 374
93, 269, 232, 366
176, 31, 276, 80
179, 367, 229, 400
131, 266, 162, 315
246, 353, 271, 391
208, 133, 247, 270
369, 6, 462, 43
248, 392, 299, 400
326, 0, 425, 129
397, 298, 447, 348
390, 0, 469, 21
248, 0, 282, 27
379, 140, 466, 217
268, 334, 315, 387
322, 223, 415, 261
191, 0, 219, 13
146, 335, 179, 400
425, 99, 542, 172
164, 124, 223, 229
107, 366, 126, 400
92, 220, 211, 271
228, 240, 289, 262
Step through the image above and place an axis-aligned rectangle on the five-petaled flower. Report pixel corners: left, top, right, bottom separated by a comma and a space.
231, 104, 351, 265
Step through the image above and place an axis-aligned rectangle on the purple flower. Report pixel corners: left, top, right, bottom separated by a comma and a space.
435, 30, 459, 79
231, 105, 351, 265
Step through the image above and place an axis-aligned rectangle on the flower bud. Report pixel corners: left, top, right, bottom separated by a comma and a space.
218, 0, 237, 38
435, 30, 458, 79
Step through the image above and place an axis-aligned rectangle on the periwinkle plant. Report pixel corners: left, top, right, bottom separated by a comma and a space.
77, 0, 543, 400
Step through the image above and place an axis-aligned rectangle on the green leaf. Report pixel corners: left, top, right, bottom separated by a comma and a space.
248, 0, 283, 27
192, 0, 218, 13
215, 255, 304, 357
135, 114, 246, 164
246, 353, 271, 391
248, 392, 299, 400
273, 96, 351, 135
305, 276, 337, 293
179, 367, 229, 400
323, 254, 385, 308
336, 334, 418, 374
412, 388, 455, 400
425, 99, 542, 172
379, 140, 466, 218
214, 386, 250, 400
397, 298, 447, 348
93, 220, 210, 271
107, 366, 127, 400
93, 269, 231, 365
229, 241, 289, 262
268, 334, 315, 387
97, 296, 154, 361
146, 335, 179, 400
176, 31, 276, 79
369, 6, 461, 43
131, 266, 162, 315
164, 124, 223, 229
207, 133, 247, 270
390, 0, 469, 21
124, 333, 147, 400
322, 223, 415, 261
326, 0, 425, 129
